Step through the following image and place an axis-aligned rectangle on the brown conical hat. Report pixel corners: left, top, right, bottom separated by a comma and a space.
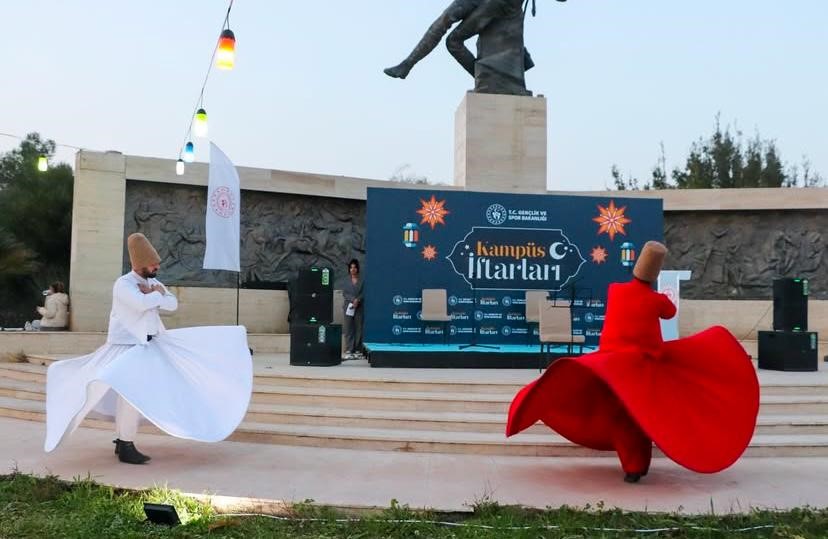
127, 233, 161, 268
633, 241, 667, 283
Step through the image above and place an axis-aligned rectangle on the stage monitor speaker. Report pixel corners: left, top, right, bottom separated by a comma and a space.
291, 292, 333, 324
758, 330, 817, 372
289, 267, 334, 324
289, 323, 342, 366
773, 278, 808, 331
296, 267, 333, 295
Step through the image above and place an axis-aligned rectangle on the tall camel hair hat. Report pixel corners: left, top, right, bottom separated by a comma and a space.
127, 233, 161, 269
632, 241, 667, 283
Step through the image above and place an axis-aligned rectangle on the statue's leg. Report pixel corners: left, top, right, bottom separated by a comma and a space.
384, 0, 480, 79
445, 6, 499, 77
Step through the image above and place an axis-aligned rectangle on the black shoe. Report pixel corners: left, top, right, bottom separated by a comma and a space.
624, 472, 643, 483
116, 440, 151, 464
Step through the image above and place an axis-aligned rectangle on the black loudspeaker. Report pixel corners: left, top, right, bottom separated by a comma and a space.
758, 330, 818, 372
773, 278, 808, 331
289, 268, 334, 324
289, 323, 342, 366
296, 268, 333, 295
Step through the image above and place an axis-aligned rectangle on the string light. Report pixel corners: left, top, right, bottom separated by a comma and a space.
216, 29, 236, 70
194, 108, 208, 137
176, 159, 185, 176
175, 0, 235, 172
183, 142, 195, 163
0, 132, 88, 173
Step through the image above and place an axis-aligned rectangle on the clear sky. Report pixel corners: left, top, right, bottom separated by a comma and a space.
2, 1, 826, 190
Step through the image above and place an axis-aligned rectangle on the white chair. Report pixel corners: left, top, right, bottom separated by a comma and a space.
524, 290, 548, 343
538, 300, 586, 370
421, 289, 452, 344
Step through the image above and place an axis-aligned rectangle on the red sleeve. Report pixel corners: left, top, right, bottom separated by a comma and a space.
659, 293, 677, 320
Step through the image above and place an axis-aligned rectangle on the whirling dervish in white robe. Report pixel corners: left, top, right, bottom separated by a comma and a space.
44, 233, 253, 464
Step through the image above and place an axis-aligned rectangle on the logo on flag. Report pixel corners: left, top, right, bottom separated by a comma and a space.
210, 186, 236, 218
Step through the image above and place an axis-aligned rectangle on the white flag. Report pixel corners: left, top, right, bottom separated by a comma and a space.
203, 142, 240, 271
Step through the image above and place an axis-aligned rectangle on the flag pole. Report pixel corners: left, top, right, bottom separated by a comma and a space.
236, 271, 240, 325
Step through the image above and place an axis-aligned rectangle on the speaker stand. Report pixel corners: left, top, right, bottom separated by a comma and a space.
458, 287, 499, 351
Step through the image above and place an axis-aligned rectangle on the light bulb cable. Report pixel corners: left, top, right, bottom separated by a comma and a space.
178, 0, 234, 158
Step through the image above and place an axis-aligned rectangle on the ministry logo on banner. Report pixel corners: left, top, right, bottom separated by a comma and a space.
447, 227, 585, 291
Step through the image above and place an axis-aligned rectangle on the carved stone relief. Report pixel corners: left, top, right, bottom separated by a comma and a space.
124, 181, 825, 300
664, 210, 828, 300
123, 181, 366, 288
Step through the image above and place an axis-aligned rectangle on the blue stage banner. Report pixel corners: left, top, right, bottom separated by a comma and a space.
364, 187, 663, 347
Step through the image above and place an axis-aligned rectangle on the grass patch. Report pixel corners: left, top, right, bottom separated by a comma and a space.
0, 472, 826, 538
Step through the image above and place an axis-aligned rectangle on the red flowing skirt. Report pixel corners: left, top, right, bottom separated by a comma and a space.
507, 326, 760, 473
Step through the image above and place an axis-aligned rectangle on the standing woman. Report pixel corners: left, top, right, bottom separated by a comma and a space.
342, 259, 364, 360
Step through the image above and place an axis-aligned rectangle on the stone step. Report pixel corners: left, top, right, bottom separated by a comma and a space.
0, 363, 47, 382
216, 404, 828, 436
0, 332, 290, 357
756, 415, 828, 435
3, 396, 828, 457
9, 359, 828, 398
4, 374, 828, 416
227, 424, 828, 458
2, 362, 532, 394
4, 387, 828, 439
253, 373, 527, 395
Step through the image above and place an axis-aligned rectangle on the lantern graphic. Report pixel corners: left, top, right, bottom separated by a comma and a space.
620, 242, 636, 268
402, 223, 419, 248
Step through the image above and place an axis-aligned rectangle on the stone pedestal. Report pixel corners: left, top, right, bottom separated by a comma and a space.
454, 92, 547, 193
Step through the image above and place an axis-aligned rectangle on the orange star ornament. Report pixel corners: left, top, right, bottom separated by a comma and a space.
590, 246, 608, 264
416, 195, 450, 230
592, 200, 631, 241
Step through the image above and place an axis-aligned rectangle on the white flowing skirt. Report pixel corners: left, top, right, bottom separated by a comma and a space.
44, 326, 252, 452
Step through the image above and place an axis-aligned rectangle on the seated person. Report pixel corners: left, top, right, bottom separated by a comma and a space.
36, 281, 69, 331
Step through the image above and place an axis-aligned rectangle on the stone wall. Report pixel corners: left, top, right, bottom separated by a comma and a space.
664, 210, 828, 300
123, 181, 366, 289
69, 150, 828, 340
124, 180, 828, 302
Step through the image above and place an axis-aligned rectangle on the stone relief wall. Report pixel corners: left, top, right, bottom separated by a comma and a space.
124, 180, 825, 299
664, 210, 828, 300
124, 181, 366, 288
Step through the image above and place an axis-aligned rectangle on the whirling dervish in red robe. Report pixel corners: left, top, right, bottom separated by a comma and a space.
507, 241, 759, 483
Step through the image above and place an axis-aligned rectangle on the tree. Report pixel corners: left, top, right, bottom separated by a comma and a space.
0, 133, 57, 189
610, 165, 643, 191
390, 164, 431, 185
789, 157, 825, 188
611, 117, 818, 190
0, 229, 38, 278
0, 133, 73, 326
610, 143, 670, 191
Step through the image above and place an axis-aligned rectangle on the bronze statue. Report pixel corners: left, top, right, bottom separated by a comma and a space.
384, 0, 566, 96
